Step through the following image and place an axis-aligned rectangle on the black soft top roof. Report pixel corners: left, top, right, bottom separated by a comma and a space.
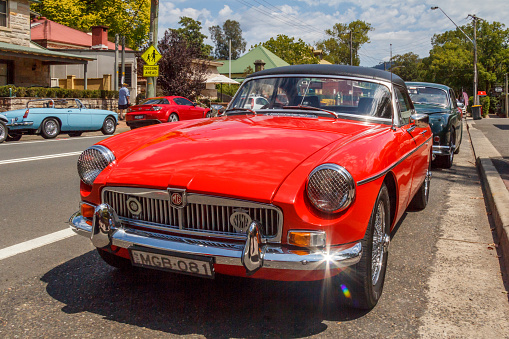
247, 64, 406, 87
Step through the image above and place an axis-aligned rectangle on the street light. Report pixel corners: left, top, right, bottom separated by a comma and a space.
431, 6, 479, 105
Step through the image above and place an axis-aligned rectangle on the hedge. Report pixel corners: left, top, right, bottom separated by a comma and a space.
0, 85, 118, 99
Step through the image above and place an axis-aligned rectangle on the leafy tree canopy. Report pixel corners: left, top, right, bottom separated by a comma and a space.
424, 20, 509, 94
31, 0, 150, 50
316, 20, 373, 66
157, 29, 208, 100
209, 20, 246, 60
252, 34, 319, 65
390, 52, 425, 81
172, 17, 213, 58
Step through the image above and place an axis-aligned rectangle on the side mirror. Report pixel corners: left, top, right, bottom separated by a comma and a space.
410, 113, 429, 128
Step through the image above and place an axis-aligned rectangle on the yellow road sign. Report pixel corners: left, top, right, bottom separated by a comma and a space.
143, 65, 159, 77
141, 45, 162, 65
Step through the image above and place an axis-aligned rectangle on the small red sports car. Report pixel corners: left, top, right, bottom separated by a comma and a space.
125, 96, 211, 129
71, 65, 432, 310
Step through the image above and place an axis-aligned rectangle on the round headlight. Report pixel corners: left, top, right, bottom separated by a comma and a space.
306, 164, 355, 213
77, 145, 115, 185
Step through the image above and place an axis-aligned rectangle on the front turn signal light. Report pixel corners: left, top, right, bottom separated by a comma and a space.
288, 231, 326, 248
80, 202, 95, 220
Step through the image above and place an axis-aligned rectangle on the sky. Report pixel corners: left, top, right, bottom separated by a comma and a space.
157, 0, 509, 67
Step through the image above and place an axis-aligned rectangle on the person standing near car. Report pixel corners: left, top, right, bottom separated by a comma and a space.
118, 83, 130, 120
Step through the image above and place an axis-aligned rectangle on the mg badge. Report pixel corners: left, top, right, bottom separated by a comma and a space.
168, 188, 187, 209
230, 209, 253, 233
126, 197, 142, 216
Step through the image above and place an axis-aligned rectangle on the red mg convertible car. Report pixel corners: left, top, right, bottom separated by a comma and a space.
70, 65, 432, 309
125, 96, 211, 129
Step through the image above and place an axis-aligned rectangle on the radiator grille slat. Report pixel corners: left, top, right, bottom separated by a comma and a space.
103, 189, 281, 238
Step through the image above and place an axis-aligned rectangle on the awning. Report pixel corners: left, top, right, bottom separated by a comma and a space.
0, 42, 95, 65
205, 74, 239, 85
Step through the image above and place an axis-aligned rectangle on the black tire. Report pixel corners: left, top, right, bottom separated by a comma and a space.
0, 121, 7, 143
437, 129, 455, 169
168, 113, 179, 122
101, 116, 116, 135
6, 133, 22, 142
409, 158, 431, 210
40, 118, 60, 139
97, 249, 132, 270
336, 184, 391, 309
68, 131, 83, 137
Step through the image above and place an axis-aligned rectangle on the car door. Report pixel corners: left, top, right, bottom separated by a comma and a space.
395, 86, 431, 198
449, 89, 463, 146
175, 97, 202, 120
67, 100, 92, 130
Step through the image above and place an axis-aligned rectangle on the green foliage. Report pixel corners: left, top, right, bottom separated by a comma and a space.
216, 84, 239, 97
172, 17, 213, 58
252, 35, 319, 65
0, 85, 117, 98
31, 0, 150, 50
480, 96, 490, 117
209, 20, 247, 59
424, 20, 509, 96
316, 20, 373, 65
391, 52, 425, 81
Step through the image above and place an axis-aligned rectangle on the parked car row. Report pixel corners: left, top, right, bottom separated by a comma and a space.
70, 64, 434, 310
0, 98, 117, 143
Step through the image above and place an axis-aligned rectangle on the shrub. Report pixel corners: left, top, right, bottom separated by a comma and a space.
480, 96, 490, 117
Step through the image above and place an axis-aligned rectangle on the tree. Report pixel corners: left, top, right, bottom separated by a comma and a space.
31, 0, 150, 49
157, 30, 209, 100
172, 17, 213, 58
316, 20, 373, 65
423, 20, 509, 95
252, 35, 319, 65
209, 20, 246, 60
390, 52, 425, 81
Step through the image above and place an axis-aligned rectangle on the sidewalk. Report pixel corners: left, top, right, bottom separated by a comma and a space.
467, 114, 509, 275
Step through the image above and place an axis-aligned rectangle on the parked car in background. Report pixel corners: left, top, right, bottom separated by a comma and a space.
2, 98, 117, 140
70, 65, 432, 310
0, 113, 8, 143
406, 82, 463, 168
242, 95, 270, 110
125, 96, 211, 129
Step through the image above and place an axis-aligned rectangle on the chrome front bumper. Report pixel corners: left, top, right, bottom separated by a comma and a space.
432, 145, 451, 156
8, 121, 33, 127
69, 204, 362, 273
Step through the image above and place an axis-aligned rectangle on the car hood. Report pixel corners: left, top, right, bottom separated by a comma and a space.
100, 115, 382, 202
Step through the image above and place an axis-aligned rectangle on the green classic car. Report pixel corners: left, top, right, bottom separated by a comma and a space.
406, 82, 463, 168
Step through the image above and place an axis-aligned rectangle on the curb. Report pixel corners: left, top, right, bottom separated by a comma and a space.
467, 120, 509, 274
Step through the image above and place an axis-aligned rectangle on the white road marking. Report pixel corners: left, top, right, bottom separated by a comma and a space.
0, 151, 82, 165
0, 135, 106, 146
0, 229, 76, 261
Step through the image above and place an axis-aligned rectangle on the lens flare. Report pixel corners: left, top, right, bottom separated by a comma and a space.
340, 284, 351, 298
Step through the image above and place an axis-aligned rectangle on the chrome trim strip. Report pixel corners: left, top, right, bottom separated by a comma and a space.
69, 210, 362, 271
357, 136, 432, 186
432, 145, 451, 155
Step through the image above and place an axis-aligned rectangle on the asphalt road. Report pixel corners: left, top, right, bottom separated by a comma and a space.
0, 125, 508, 338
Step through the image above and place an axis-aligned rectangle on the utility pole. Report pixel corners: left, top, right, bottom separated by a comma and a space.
121, 35, 125, 85
114, 34, 119, 91
146, 0, 159, 99
505, 73, 508, 118
350, 31, 353, 66
469, 14, 481, 105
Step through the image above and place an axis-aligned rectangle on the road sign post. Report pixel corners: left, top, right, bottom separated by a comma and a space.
147, 0, 159, 99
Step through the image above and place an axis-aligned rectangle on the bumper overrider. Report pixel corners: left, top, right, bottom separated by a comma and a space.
69, 204, 362, 275
432, 145, 452, 156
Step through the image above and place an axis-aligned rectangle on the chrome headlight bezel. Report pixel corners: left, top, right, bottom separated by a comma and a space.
306, 164, 356, 213
77, 145, 115, 186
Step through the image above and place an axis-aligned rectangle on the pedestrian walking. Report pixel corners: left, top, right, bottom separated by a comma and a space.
118, 83, 130, 120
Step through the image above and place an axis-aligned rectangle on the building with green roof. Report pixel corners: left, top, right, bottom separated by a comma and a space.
217, 46, 289, 82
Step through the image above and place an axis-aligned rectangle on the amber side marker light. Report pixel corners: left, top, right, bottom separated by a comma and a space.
288, 231, 326, 248
81, 203, 95, 219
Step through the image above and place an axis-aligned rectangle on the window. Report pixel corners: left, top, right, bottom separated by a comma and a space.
0, 60, 13, 86
395, 87, 413, 125
0, 1, 7, 27
174, 97, 193, 106
117, 65, 132, 87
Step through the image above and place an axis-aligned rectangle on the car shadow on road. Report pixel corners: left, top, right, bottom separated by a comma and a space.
41, 250, 370, 338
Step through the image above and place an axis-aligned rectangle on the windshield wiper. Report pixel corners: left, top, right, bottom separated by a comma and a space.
224, 107, 257, 115
282, 105, 339, 118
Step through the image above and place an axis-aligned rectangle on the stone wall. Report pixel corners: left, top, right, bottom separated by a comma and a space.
0, 97, 119, 112
0, 0, 31, 47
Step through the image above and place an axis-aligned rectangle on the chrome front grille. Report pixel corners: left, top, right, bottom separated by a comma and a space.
102, 187, 283, 242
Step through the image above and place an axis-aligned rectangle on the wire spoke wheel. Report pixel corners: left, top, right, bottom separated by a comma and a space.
371, 201, 386, 286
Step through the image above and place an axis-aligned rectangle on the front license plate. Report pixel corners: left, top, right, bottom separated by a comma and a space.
134, 115, 144, 119
129, 247, 215, 278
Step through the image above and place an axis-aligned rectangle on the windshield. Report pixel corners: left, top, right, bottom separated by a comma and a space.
229, 76, 392, 119
408, 86, 449, 107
